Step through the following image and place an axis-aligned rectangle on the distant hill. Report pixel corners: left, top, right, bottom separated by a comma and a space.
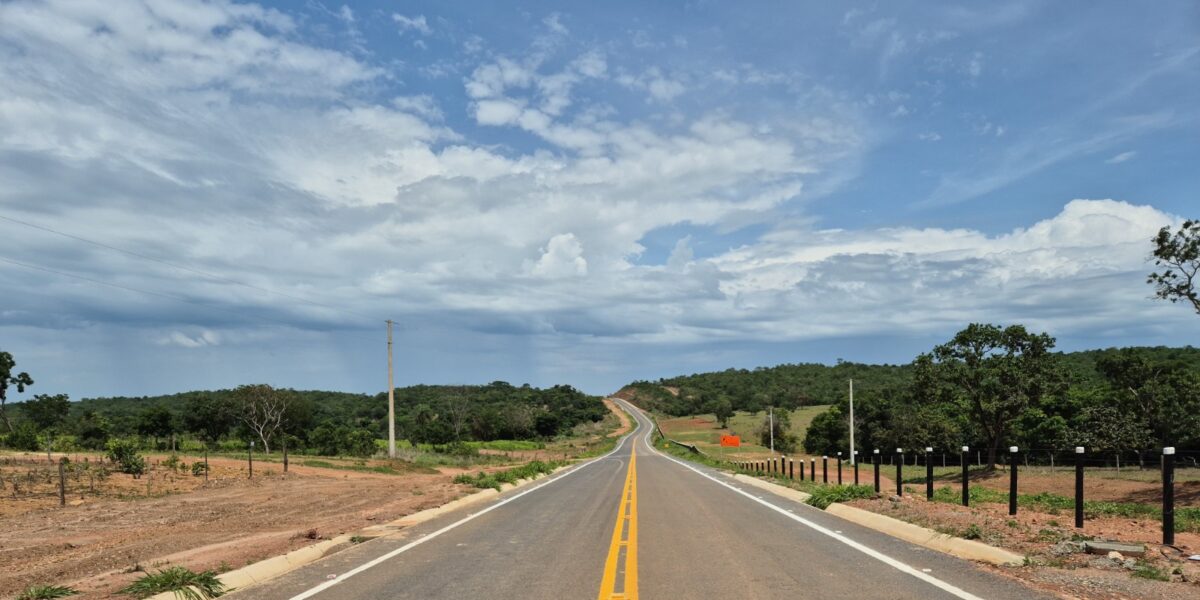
12, 382, 605, 444
618, 346, 1200, 416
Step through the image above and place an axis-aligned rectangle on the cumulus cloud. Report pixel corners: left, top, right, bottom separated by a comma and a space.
0, 0, 1189, 397
529, 234, 588, 278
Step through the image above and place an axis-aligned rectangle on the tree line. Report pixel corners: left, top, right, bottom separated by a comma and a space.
0, 361, 606, 456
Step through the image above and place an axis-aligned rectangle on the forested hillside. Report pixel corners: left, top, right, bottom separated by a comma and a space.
622, 346, 1200, 416
2, 381, 605, 453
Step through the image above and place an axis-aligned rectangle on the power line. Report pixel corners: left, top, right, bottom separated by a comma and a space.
0, 213, 383, 323
0, 255, 384, 345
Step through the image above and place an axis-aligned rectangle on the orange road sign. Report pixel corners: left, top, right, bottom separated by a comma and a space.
720, 435, 741, 447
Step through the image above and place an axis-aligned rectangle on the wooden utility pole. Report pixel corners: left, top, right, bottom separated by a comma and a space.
387, 320, 396, 459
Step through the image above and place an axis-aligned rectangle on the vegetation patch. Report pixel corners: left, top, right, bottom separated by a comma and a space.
15, 585, 78, 600
120, 566, 225, 599
453, 460, 565, 491
805, 484, 877, 509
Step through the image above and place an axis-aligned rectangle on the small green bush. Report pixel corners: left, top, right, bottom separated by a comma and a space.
120, 566, 225, 599
806, 485, 877, 509
16, 585, 78, 600
191, 462, 208, 476
105, 439, 146, 478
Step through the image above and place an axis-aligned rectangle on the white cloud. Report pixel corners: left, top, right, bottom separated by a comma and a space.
160, 330, 220, 348
1106, 150, 1137, 164
529, 234, 588, 278
393, 13, 431, 35
917, 131, 942, 141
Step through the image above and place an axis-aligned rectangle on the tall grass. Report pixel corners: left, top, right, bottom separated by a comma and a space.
453, 460, 565, 491
16, 585, 78, 600
119, 567, 225, 599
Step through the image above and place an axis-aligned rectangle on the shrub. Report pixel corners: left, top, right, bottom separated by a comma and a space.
806, 485, 877, 509
191, 462, 208, 476
119, 566, 225, 599
7, 421, 40, 451
16, 585, 78, 600
163, 454, 181, 471
105, 439, 146, 478
454, 460, 562, 491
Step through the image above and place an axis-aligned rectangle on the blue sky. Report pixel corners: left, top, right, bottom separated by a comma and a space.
1, 0, 1198, 399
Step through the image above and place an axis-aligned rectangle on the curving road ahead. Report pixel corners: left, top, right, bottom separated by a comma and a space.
232, 400, 1047, 600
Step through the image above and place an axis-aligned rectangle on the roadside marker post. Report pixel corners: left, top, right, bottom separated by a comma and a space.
822, 456, 828, 484
961, 446, 969, 507
896, 449, 903, 497
925, 447, 934, 500
853, 450, 859, 485
1164, 447, 1176, 546
1008, 446, 1019, 516
1074, 447, 1085, 528
873, 451, 883, 492
789, 458, 794, 480
837, 452, 843, 485
810, 458, 815, 482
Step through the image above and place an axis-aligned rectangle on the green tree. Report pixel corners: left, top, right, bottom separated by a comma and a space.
1149, 219, 1200, 314
913, 323, 1064, 469
23, 393, 70, 432
706, 396, 734, 428
758, 408, 798, 453
74, 410, 112, 450
0, 351, 34, 432
1097, 349, 1200, 447
136, 405, 175, 449
182, 394, 235, 445
1076, 404, 1152, 471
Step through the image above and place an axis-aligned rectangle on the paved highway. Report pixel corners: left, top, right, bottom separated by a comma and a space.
233, 401, 1048, 599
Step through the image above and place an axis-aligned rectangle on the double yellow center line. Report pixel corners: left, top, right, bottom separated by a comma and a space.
597, 443, 638, 600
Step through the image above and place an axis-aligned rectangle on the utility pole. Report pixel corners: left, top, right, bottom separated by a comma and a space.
848, 379, 856, 466
769, 406, 774, 452
387, 320, 396, 459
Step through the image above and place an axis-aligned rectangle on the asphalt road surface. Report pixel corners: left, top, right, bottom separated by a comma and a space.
233, 401, 1049, 600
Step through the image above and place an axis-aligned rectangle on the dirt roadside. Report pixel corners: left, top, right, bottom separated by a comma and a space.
0, 454, 471, 599
603, 398, 632, 437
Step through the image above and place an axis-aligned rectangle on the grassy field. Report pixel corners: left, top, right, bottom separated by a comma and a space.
658, 406, 831, 460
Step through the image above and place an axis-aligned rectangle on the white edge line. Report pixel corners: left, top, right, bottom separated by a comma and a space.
286, 412, 641, 600
619, 399, 985, 600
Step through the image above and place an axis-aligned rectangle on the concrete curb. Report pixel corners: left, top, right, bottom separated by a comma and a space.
144, 466, 571, 600
824, 502, 1025, 566
729, 473, 812, 503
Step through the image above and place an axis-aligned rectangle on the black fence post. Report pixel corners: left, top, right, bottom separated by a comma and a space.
853, 451, 860, 485
810, 458, 815, 482
925, 447, 934, 500
1164, 447, 1175, 546
1009, 446, 1018, 516
1074, 446, 1084, 528
961, 445, 969, 507
837, 452, 843, 485
873, 449, 880, 493
789, 458, 794, 479
822, 456, 828, 484
896, 449, 903, 496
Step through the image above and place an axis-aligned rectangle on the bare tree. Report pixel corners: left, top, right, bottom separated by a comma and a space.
233, 384, 290, 453
444, 396, 472, 441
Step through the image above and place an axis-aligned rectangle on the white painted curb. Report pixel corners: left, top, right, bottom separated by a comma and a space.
824, 502, 1025, 566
